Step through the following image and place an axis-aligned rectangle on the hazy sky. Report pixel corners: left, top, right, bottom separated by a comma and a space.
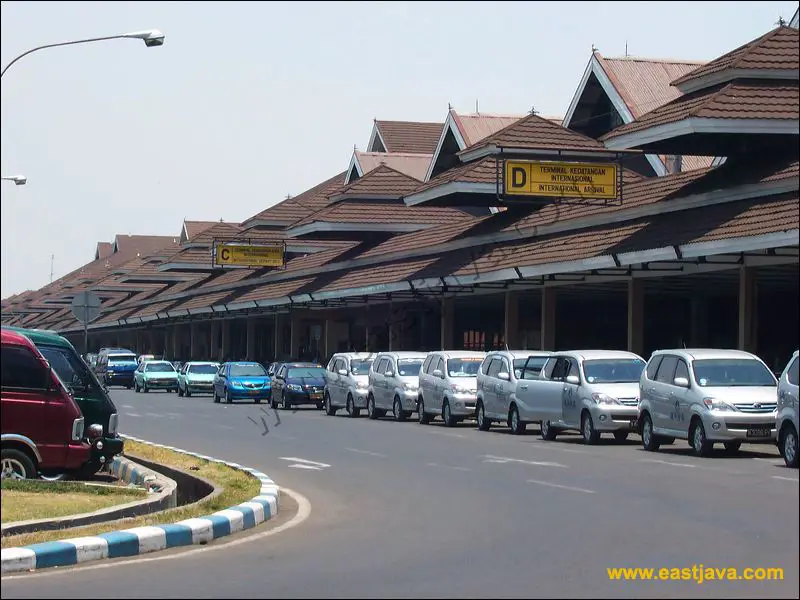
1, 0, 797, 298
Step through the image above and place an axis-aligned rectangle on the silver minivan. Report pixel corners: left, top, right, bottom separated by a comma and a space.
324, 352, 377, 417
638, 349, 779, 457
777, 350, 799, 468
367, 352, 426, 421
418, 350, 485, 427
476, 350, 551, 433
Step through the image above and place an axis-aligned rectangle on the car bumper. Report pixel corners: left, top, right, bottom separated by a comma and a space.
591, 405, 639, 432
449, 393, 478, 417
89, 436, 124, 463
285, 391, 324, 405
402, 389, 419, 411
186, 382, 215, 394
701, 411, 777, 442
228, 387, 271, 399
145, 380, 179, 390
352, 389, 369, 408
106, 372, 134, 385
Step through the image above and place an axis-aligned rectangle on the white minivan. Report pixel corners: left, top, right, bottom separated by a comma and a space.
324, 353, 376, 417
366, 352, 426, 421
777, 350, 799, 468
418, 350, 485, 427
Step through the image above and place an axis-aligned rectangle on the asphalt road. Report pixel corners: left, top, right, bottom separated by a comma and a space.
3, 388, 798, 598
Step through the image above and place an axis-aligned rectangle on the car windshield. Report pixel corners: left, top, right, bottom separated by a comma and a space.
514, 356, 548, 379
692, 359, 777, 387
583, 359, 646, 383
146, 363, 175, 373
288, 367, 326, 379
109, 354, 137, 365
398, 359, 424, 377
350, 360, 373, 376
231, 364, 267, 377
447, 358, 482, 377
189, 364, 218, 375
39, 345, 99, 392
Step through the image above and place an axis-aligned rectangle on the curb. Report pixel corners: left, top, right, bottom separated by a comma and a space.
1, 435, 279, 575
1, 456, 178, 537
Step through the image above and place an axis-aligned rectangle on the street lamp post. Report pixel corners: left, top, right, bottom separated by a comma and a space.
1, 175, 27, 186
1, 29, 165, 78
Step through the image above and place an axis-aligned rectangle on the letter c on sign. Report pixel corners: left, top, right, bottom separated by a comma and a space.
512, 166, 527, 189
221, 248, 230, 261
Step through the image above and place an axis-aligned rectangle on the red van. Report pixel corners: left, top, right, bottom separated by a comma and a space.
1, 329, 91, 480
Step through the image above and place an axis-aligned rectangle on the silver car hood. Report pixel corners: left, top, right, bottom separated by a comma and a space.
700, 386, 777, 405
450, 376, 478, 392
586, 382, 640, 399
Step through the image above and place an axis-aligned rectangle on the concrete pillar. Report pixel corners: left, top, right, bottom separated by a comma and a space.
190, 323, 198, 360
209, 321, 218, 361
541, 288, 557, 351
627, 279, 645, 356
221, 319, 230, 361
246, 318, 256, 360
171, 325, 180, 359
365, 324, 370, 352
274, 313, 282, 360
690, 296, 708, 347
290, 316, 300, 359
738, 266, 757, 352
504, 290, 520, 349
134, 330, 140, 354
440, 298, 454, 350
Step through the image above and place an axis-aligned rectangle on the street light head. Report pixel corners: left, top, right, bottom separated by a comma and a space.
122, 29, 165, 47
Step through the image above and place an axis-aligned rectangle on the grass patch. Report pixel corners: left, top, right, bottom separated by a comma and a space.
1, 440, 261, 548
1, 480, 146, 523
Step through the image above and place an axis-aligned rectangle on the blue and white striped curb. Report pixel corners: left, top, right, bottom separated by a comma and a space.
107, 455, 161, 491
1, 435, 279, 574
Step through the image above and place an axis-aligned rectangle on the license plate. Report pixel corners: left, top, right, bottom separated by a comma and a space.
250, 389, 259, 395
310, 393, 322, 400
746, 427, 771, 438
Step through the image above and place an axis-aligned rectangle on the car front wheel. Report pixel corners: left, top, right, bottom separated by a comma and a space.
781, 424, 799, 468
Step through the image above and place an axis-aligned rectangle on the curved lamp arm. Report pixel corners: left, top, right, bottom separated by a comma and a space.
1, 29, 164, 78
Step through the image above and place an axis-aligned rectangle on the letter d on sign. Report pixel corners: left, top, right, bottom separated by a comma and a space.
512, 167, 527, 189
505, 162, 530, 195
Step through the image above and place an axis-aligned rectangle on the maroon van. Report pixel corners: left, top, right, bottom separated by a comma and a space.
1, 329, 91, 480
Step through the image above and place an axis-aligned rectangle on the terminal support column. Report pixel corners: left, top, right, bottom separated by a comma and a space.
504, 290, 520, 349
738, 266, 757, 352
540, 288, 556, 351
246, 318, 256, 360
627, 279, 644, 356
221, 319, 230, 361
190, 323, 198, 360
210, 321, 218, 361
171, 325, 180, 359
440, 297, 454, 350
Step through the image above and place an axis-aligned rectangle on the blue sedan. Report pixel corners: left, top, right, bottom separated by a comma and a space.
213, 362, 271, 404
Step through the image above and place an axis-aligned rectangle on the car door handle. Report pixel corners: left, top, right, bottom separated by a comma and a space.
563, 386, 569, 392
519, 384, 528, 390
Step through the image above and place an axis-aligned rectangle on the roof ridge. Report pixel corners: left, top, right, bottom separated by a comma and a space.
601, 55, 707, 65
356, 150, 433, 158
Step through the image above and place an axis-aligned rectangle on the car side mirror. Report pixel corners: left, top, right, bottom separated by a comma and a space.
385, 370, 394, 378
566, 375, 580, 385
498, 372, 510, 381
432, 369, 443, 378
338, 369, 348, 376
673, 376, 690, 388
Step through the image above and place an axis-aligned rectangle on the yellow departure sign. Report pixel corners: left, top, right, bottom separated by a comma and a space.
214, 243, 285, 268
504, 160, 618, 199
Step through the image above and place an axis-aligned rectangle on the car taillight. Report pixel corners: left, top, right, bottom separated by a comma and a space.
108, 413, 119, 436
72, 417, 85, 441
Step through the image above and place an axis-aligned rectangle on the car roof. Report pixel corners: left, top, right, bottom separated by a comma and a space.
283, 362, 321, 367
653, 348, 760, 361
333, 352, 377, 360
432, 350, 486, 359
145, 360, 173, 365
1, 328, 38, 348
560, 350, 644, 361
488, 350, 552, 360
186, 361, 219, 366
105, 349, 136, 355
2, 325, 73, 348
377, 351, 427, 359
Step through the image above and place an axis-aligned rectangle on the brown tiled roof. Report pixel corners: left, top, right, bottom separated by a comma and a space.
672, 26, 800, 89
183, 220, 218, 239
95, 242, 113, 260
170, 292, 230, 312
332, 164, 423, 199
408, 157, 500, 195
315, 258, 439, 293
232, 278, 316, 303
242, 171, 347, 226
290, 200, 474, 229
602, 81, 800, 141
354, 152, 431, 182
185, 221, 241, 243
452, 112, 526, 146
594, 53, 707, 119
113, 235, 179, 256
94, 307, 137, 326
126, 301, 177, 320
462, 112, 611, 153
375, 121, 443, 154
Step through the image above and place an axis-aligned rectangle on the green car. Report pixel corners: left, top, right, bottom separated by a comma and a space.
1, 326, 124, 478
177, 361, 220, 396
134, 360, 179, 392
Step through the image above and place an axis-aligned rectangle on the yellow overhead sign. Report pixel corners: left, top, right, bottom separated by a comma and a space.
214, 243, 284, 268
504, 160, 618, 199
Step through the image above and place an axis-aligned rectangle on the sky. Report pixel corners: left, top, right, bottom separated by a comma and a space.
1, 0, 798, 298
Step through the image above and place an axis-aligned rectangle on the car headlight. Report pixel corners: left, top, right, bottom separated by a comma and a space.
404, 382, 419, 392
231, 380, 244, 388
356, 381, 369, 390
591, 393, 620, 405
288, 384, 302, 392
449, 384, 470, 394
703, 397, 735, 412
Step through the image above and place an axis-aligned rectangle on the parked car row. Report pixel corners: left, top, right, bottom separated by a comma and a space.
1, 327, 124, 480
319, 349, 799, 468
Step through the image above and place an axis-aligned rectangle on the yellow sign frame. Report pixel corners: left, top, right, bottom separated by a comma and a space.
213, 242, 285, 268
504, 160, 618, 200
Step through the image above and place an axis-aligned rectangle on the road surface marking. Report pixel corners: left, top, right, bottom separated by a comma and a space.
772, 475, 799, 483
346, 448, 387, 458
482, 454, 568, 469
425, 429, 465, 439
288, 464, 323, 470
121, 404, 134, 409
0, 487, 311, 580
527, 479, 595, 494
279, 457, 331, 470
124, 412, 142, 418
640, 458, 697, 469
426, 462, 471, 471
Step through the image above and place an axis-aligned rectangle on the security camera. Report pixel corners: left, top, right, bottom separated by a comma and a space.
144, 35, 165, 47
